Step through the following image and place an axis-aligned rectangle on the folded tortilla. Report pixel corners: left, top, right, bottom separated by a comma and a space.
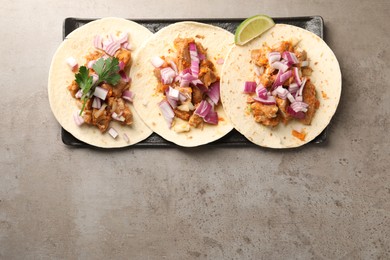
130, 22, 235, 147
48, 17, 153, 148
220, 24, 342, 148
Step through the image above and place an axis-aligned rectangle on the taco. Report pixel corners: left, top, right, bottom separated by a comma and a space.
48, 17, 153, 148
130, 22, 234, 147
220, 24, 341, 148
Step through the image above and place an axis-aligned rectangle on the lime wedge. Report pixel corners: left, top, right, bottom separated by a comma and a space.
235, 15, 275, 45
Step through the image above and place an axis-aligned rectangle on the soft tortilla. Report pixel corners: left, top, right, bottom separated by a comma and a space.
48, 17, 153, 148
220, 24, 342, 148
130, 22, 234, 147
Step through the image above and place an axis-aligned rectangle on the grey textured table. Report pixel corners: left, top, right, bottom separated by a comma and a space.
1, 0, 389, 259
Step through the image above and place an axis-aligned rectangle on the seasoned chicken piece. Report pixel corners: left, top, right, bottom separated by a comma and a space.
115, 98, 133, 125
85, 50, 104, 65
271, 41, 294, 53
295, 49, 307, 62
112, 80, 129, 98
68, 80, 79, 98
115, 48, 131, 66
92, 108, 111, 132
188, 113, 203, 128
251, 47, 270, 67
275, 97, 290, 124
198, 60, 217, 88
121, 104, 133, 126
174, 109, 191, 121
260, 72, 277, 88
300, 80, 319, 125
174, 38, 193, 72
192, 86, 204, 105
251, 102, 279, 127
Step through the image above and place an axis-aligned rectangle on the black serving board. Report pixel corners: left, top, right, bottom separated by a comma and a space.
61, 16, 327, 148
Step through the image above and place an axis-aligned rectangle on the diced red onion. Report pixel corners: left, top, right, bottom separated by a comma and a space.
243, 81, 257, 93
73, 110, 84, 126
160, 67, 176, 85
112, 112, 125, 122
93, 86, 108, 100
151, 56, 165, 68
292, 67, 302, 86
169, 61, 178, 74
297, 77, 307, 97
92, 74, 99, 85
75, 89, 83, 99
122, 90, 135, 102
119, 71, 131, 83
271, 61, 289, 72
158, 100, 175, 128
253, 95, 276, 105
287, 106, 305, 119
198, 53, 206, 60
290, 101, 309, 113
268, 52, 281, 64
288, 82, 299, 94
103, 41, 121, 56
168, 86, 180, 101
287, 93, 296, 103
92, 97, 102, 109
179, 92, 188, 102
189, 43, 200, 77
93, 35, 102, 49
282, 51, 299, 65
108, 127, 119, 139
204, 110, 218, 125
123, 133, 130, 143
194, 100, 212, 118
256, 84, 268, 98
117, 32, 128, 44
274, 86, 288, 99
119, 61, 126, 71
66, 56, 78, 71
272, 71, 283, 90
279, 70, 292, 84
86, 60, 95, 69
206, 81, 220, 104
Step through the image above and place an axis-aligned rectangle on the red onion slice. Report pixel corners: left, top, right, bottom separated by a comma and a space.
92, 97, 102, 109
206, 81, 220, 104
108, 127, 119, 139
204, 110, 218, 125
159, 100, 175, 128
253, 95, 276, 105
194, 100, 212, 118
93, 86, 108, 100
122, 90, 135, 102
151, 56, 165, 68
243, 81, 257, 93
268, 52, 281, 64
282, 51, 299, 65
73, 110, 85, 126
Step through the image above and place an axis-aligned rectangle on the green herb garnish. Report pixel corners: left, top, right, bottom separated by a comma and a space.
75, 57, 121, 115
75, 66, 93, 115
92, 56, 121, 86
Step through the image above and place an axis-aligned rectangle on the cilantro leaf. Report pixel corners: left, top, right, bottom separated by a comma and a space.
74, 66, 93, 115
93, 57, 121, 85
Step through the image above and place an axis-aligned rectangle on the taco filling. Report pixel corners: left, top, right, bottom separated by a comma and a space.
151, 37, 221, 132
66, 32, 135, 137
244, 40, 320, 130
